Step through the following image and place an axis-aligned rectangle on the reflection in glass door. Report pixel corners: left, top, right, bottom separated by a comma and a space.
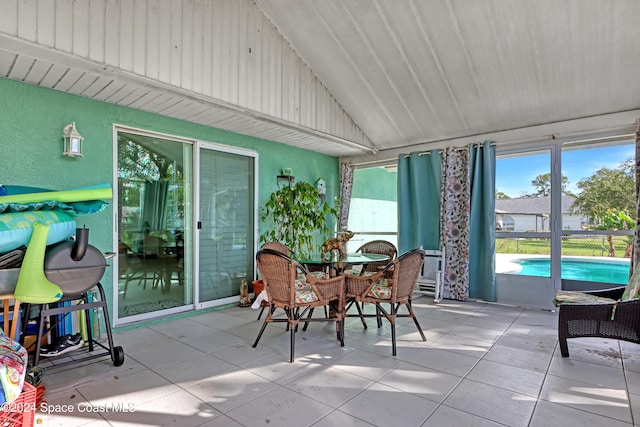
197, 144, 255, 307
116, 131, 193, 321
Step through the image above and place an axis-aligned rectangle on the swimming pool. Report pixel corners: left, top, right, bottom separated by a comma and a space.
512, 257, 630, 284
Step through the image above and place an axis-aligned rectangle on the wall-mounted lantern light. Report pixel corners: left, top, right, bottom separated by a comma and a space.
62, 122, 84, 157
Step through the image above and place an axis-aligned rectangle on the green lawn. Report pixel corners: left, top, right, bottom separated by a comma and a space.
496, 236, 631, 258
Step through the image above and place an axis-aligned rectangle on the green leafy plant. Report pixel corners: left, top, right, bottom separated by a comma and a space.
588, 208, 635, 257
259, 181, 339, 258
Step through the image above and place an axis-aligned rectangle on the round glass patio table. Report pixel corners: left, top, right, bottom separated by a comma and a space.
297, 253, 390, 274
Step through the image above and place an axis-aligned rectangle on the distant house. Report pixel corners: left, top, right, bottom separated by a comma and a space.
495, 195, 587, 232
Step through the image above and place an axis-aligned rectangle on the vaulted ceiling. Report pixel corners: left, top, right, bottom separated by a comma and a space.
2, 1, 640, 162
258, 0, 640, 160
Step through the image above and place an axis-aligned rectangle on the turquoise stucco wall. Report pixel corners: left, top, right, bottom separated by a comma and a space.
0, 77, 339, 322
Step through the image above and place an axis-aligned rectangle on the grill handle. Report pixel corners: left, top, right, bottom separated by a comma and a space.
71, 227, 89, 261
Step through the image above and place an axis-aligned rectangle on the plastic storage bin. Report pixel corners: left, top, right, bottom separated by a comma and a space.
0, 382, 37, 427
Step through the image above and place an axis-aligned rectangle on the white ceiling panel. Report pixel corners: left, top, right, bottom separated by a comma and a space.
257, 0, 640, 154
5, 1, 639, 160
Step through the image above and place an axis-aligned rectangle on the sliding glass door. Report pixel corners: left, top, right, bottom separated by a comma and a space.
495, 146, 556, 309
115, 130, 257, 322
495, 136, 634, 309
116, 131, 193, 321
197, 143, 256, 308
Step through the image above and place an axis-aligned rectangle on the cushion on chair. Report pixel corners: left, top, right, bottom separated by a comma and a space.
367, 278, 392, 299
294, 287, 319, 303
294, 277, 312, 291
621, 265, 640, 301
294, 271, 327, 302
295, 271, 326, 291
553, 290, 616, 306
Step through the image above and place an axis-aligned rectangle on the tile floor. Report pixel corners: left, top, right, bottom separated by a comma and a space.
33, 296, 640, 426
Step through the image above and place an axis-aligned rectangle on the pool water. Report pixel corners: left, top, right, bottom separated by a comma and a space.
515, 258, 630, 284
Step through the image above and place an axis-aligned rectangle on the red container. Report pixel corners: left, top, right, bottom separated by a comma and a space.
252, 280, 267, 306
0, 382, 37, 427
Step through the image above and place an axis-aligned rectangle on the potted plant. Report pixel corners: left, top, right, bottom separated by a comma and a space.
259, 181, 339, 258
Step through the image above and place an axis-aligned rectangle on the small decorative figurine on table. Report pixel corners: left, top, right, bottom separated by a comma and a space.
320, 229, 354, 261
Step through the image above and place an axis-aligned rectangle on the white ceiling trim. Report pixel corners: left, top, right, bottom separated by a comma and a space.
0, 33, 376, 157
345, 109, 640, 167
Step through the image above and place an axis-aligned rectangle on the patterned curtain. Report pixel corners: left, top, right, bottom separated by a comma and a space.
633, 119, 640, 271
441, 147, 470, 300
338, 162, 355, 230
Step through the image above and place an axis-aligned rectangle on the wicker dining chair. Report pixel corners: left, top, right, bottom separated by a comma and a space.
260, 241, 292, 257
343, 248, 426, 356
344, 240, 398, 328
254, 242, 293, 320
252, 249, 345, 362
357, 240, 397, 274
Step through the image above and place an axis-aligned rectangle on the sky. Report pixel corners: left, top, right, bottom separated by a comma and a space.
496, 143, 635, 198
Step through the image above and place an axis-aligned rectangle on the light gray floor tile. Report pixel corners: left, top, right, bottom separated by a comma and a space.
377, 361, 462, 403
179, 329, 247, 353
112, 327, 175, 354
102, 388, 219, 427
540, 374, 632, 423
461, 316, 512, 332
548, 355, 626, 389
554, 337, 624, 367
225, 386, 333, 426
285, 365, 374, 408
36, 301, 640, 427
625, 370, 640, 396
628, 392, 640, 425
76, 370, 181, 407
483, 343, 552, 373
185, 369, 280, 413
196, 415, 245, 426
530, 399, 633, 427
209, 340, 277, 367
43, 356, 147, 390
36, 387, 104, 427
311, 409, 376, 426
328, 348, 403, 381
244, 351, 326, 384
127, 340, 207, 370
423, 405, 505, 426
153, 352, 239, 387
494, 332, 557, 355
338, 382, 438, 427
409, 347, 481, 377
620, 340, 640, 356
622, 351, 640, 373
447, 323, 505, 343
191, 310, 255, 330
147, 317, 219, 340
466, 359, 545, 397
427, 333, 493, 358
442, 379, 537, 427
